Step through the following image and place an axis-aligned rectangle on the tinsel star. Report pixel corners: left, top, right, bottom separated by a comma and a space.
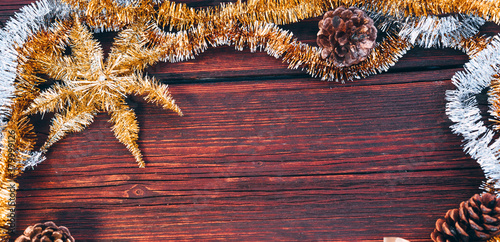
24, 18, 183, 168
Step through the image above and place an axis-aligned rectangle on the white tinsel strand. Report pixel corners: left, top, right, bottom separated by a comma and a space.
114, 0, 141, 6
21, 151, 47, 170
446, 35, 500, 192
0, 0, 71, 121
399, 14, 485, 49
365, 8, 408, 33
0, 0, 72, 169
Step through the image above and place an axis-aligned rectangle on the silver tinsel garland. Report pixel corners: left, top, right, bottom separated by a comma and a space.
446, 36, 500, 192
0, 0, 72, 169
399, 14, 485, 49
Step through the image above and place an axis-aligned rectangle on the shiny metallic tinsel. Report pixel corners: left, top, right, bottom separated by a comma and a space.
0, 0, 71, 175
21, 151, 47, 170
446, 35, 500, 193
399, 14, 485, 49
0, 0, 70, 121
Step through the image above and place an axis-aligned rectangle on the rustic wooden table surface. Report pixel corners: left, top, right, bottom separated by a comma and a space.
3, 1, 500, 241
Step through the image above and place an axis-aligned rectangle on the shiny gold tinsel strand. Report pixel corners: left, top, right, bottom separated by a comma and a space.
59, 0, 500, 30
157, 0, 328, 31
455, 34, 494, 58
488, 76, 500, 130
60, 0, 156, 31
0, 117, 35, 236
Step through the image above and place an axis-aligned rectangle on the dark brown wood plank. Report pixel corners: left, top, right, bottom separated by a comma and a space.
1, 1, 498, 241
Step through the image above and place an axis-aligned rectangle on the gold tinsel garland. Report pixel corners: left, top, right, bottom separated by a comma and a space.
1, 0, 500, 240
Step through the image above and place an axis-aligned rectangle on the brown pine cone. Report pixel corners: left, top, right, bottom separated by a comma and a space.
15, 221, 75, 242
316, 6, 377, 67
431, 193, 500, 242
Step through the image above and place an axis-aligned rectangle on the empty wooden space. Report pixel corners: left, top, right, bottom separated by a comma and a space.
3, 1, 500, 241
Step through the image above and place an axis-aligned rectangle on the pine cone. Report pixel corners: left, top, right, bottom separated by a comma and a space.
15, 221, 75, 242
316, 6, 377, 67
431, 193, 500, 242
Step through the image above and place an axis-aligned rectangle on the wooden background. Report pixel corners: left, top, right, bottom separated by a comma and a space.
3, 0, 500, 241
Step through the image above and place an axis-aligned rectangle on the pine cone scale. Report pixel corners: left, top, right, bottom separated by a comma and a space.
442, 221, 456, 237
474, 230, 490, 240
467, 203, 481, 221
469, 218, 484, 231
454, 222, 469, 240
484, 214, 499, 223
460, 202, 469, 221
484, 223, 500, 232
481, 204, 493, 214
331, 16, 341, 29
331, 8, 343, 16
317, 35, 330, 47
436, 219, 446, 232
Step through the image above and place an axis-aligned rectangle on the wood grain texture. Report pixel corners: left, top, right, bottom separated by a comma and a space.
4, 1, 500, 241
